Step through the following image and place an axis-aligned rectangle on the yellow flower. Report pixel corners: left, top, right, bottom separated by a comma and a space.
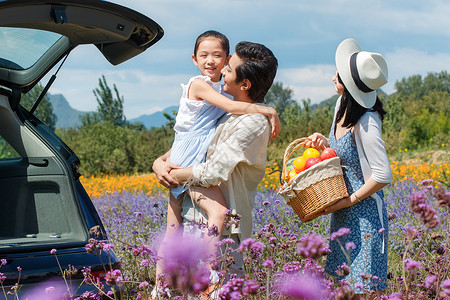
429, 138, 433, 142
404, 148, 408, 152
81, 173, 167, 198
82, 160, 450, 199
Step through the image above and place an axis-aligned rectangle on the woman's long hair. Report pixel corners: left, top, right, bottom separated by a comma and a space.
335, 74, 387, 128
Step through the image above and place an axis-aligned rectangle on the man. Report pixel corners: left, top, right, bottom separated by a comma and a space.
153, 41, 278, 272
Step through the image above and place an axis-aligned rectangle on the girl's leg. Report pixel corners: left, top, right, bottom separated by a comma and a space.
155, 193, 184, 287
188, 185, 228, 255
188, 186, 227, 298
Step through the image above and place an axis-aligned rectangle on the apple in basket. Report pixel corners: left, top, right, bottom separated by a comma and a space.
321, 147, 337, 161
304, 157, 322, 170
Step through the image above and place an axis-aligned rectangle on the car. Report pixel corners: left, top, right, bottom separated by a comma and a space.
0, 0, 163, 298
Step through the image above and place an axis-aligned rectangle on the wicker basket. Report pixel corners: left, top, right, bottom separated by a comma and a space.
278, 138, 348, 222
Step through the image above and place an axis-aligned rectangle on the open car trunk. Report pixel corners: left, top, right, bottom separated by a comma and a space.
0, 0, 164, 93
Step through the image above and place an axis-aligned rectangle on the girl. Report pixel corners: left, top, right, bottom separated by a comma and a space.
306, 38, 392, 297
153, 30, 280, 298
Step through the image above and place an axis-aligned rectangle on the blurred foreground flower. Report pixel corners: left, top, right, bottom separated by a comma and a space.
21, 279, 69, 300
161, 233, 210, 295
280, 274, 324, 300
442, 279, 450, 296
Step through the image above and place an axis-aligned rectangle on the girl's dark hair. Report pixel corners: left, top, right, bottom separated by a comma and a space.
335, 74, 387, 128
194, 30, 230, 56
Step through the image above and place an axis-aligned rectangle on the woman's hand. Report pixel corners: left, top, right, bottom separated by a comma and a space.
152, 153, 180, 188
268, 107, 281, 139
305, 132, 329, 149
322, 195, 357, 214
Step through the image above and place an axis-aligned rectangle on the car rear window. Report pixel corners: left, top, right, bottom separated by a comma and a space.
0, 27, 64, 70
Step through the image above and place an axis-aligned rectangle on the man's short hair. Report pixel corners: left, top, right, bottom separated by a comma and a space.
235, 41, 278, 103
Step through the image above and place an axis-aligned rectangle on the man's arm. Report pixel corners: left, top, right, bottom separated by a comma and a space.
170, 166, 193, 185
190, 114, 270, 187
152, 149, 181, 188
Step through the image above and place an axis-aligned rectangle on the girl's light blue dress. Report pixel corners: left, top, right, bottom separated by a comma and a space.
325, 126, 388, 293
169, 75, 231, 198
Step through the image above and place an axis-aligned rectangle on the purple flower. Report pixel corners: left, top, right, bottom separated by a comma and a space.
223, 238, 235, 244
243, 279, 259, 295
262, 259, 274, 269
105, 269, 123, 286
219, 276, 259, 299
161, 234, 209, 294
249, 241, 264, 252
85, 242, 95, 254
50, 249, 57, 254
335, 262, 350, 277
75, 291, 101, 300
17, 266, 22, 271
237, 238, 264, 258
331, 227, 351, 240
281, 274, 323, 300
442, 279, 450, 295
102, 243, 114, 251
1, 259, 6, 266
138, 281, 149, 289
297, 231, 330, 260
237, 238, 255, 253
345, 242, 356, 250
207, 224, 219, 237
404, 258, 421, 270
424, 275, 437, 288
378, 228, 385, 233
387, 292, 403, 300
217, 238, 235, 246
403, 225, 419, 243
21, 279, 68, 299
283, 261, 301, 274
420, 179, 433, 185
140, 259, 151, 267
0, 272, 6, 283
442, 279, 450, 288
131, 244, 155, 258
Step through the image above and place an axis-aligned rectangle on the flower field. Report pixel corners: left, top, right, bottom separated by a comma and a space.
73, 160, 450, 299
81, 161, 449, 198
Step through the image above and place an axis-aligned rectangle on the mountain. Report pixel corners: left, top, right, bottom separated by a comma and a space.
48, 92, 178, 129
129, 106, 178, 128
48, 93, 90, 129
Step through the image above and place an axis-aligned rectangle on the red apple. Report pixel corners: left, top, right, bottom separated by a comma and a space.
321, 147, 337, 161
304, 157, 322, 170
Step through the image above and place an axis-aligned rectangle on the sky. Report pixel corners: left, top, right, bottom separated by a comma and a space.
44, 0, 450, 119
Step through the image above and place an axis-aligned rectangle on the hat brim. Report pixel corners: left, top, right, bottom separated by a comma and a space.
335, 38, 376, 108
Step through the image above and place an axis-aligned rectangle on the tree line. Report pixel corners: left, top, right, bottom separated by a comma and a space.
4, 71, 449, 176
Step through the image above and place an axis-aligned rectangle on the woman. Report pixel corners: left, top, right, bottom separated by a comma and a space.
306, 38, 392, 295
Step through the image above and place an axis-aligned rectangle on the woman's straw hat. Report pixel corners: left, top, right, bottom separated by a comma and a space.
335, 38, 388, 108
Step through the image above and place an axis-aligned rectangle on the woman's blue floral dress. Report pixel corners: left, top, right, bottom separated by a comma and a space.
325, 126, 388, 293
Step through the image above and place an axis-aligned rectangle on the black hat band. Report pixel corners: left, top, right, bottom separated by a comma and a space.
350, 52, 374, 93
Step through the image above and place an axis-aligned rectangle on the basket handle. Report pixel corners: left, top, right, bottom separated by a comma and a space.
280, 137, 308, 184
